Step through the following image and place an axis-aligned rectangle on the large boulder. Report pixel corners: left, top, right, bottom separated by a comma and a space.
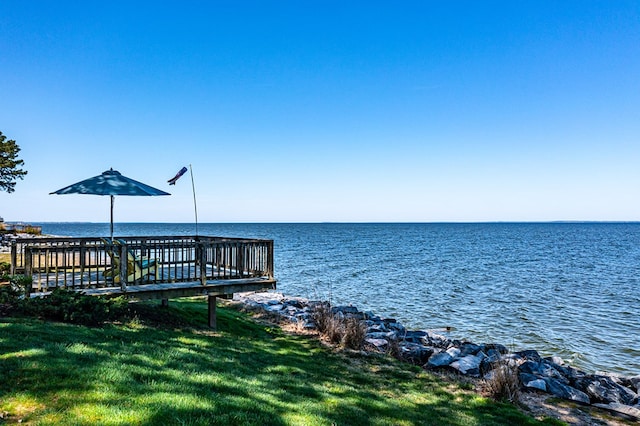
480, 348, 503, 376
519, 359, 568, 384
483, 343, 509, 355
458, 343, 482, 357
544, 378, 590, 404
423, 331, 450, 348
520, 375, 548, 392
592, 403, 640, 421
366, 331, 396, 340
514, 349, 542, 363
426, 351, 455, 369
402, 330, 428, 344
450, 353, 485, 377
574, 375, 638, 405
398, 342, 434, 365
365, 338, 389, 352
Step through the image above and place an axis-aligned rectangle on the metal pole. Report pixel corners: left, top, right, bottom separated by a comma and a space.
189, 164, 199, 237
110, 195, 114, 240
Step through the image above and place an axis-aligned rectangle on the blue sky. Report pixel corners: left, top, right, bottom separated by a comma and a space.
1, 1, 639, 222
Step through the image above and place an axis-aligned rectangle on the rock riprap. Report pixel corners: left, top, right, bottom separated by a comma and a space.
234, 292, 640, 419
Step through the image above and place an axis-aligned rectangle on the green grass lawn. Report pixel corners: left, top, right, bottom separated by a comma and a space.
0, 299, 563, 425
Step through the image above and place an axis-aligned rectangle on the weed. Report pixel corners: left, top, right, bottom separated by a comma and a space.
312, 303, 367, 350
483, 361, 521, 404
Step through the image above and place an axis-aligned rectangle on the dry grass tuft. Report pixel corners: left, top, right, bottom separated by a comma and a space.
312, 304, 367, 350
482, 361, 521, 404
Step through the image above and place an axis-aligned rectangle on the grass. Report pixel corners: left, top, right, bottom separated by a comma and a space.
0, 298, 564, 425
0, 253, 9, 264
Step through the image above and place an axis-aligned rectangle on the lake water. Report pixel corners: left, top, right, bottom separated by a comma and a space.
35, 222, 640, 376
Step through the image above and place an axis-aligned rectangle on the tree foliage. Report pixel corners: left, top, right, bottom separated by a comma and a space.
0, 131, 28, 193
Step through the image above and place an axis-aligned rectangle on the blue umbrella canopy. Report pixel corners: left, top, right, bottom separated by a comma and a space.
50, 169, 170, 238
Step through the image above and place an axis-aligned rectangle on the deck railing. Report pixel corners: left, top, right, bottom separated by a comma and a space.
11, 236, 274, 294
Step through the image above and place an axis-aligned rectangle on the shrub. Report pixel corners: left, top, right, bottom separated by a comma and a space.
19, 288, 129, 326
312, 303, 367, 350
483, 361, 521, 403
9, 274, 32, 294
0, 261, 10, 274
0, 282, 20, 305
0, 274, 30, 304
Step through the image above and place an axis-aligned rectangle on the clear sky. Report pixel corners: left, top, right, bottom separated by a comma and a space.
1, 1, 639, 223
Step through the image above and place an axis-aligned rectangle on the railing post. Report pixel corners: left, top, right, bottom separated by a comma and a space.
119, 243, 128, 291
237, 243, 244, 278
24, 247, 32, 296
267, 240, 274, 279
199, 242, 207, 285
10, 240, 17, 275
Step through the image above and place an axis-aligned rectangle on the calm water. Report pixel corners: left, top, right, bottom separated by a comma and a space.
35, 222, 640, 376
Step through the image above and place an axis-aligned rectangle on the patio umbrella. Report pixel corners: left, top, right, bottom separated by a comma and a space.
50, 168, 170, 239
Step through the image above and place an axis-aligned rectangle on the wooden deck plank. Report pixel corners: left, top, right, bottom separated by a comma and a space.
30, 277, 276, 301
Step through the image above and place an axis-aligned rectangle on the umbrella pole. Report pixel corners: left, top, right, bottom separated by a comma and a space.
110, 195, 114, 240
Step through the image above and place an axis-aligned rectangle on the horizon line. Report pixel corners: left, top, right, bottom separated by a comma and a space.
23, 220, 640, 225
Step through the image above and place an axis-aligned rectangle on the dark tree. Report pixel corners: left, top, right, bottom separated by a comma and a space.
0, 131, 28, 193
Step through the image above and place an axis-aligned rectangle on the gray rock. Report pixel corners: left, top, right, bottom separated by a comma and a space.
544, 378, 590, 404
574, 375, 637, 405
520, 372, 540, 385
364, 311, 380, 321
366, 331, 396, 340
446, 347, 461, 359
332, 305, 359, 314
459, 343, 482, 357
365, 338, 389, 352
286, 299, 304, 308
480, 349, 502, 375
450, 353, 485, 377
367, 322, 388, 333
398, 343, 434, 365
402, 330, 428, 343
482, 343, 509, 354
426, 351, 455, 368
592, 403, 640, 421
424, 331, 450, 348
514, 350, 542, 363
386, 322, 406, 334
544, 356, 565, 366
519, 360, 544, 376
265, 304, 284, 312
484, 348, 503, 363
524, 379, 548, 392
519, 359, 568, 384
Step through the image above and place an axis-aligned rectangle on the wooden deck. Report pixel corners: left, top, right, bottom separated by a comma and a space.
11, 235, 276, 328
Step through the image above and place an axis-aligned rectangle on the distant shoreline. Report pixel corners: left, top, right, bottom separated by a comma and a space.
25, 220, 640, 225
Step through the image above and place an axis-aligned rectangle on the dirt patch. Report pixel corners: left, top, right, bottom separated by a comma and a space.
517, 391, 637, 425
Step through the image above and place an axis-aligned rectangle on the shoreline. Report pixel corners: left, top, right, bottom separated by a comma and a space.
235, 291, 640, 420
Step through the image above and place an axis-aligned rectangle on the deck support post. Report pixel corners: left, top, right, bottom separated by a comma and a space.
208, 295, 217, 329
